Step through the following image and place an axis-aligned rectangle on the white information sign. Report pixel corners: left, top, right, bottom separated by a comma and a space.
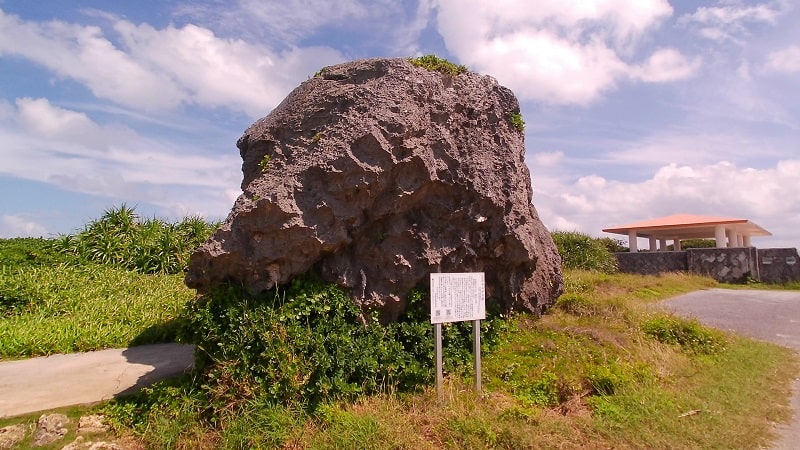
430, 272, 486, 324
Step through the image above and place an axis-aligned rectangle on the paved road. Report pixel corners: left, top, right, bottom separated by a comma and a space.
0, 343, 194, 418
661, 289, 800, 450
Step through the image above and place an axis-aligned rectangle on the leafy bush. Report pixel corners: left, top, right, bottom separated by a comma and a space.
508, 111, 525, 132
551, 231, 618, 273
597, 237, 628, 253
673, 239, 716, 250
641, 315, 726, 354
408, 55, 467, 76
55, 204, 217, 274
178, 273, 508, 412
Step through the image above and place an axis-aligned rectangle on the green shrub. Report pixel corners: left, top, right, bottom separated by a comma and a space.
641, 315, 726, 354
408, 55, 467, 76
55, 205, 217, 274
551, 231, 618, 273
555, 293, 597, 317
178, 273, 508, 412
670, 239, 716, 250
597, 237, 628, 253
508, 111, 525, 132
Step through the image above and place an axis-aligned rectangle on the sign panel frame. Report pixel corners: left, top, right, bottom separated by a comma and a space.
430, 272, 486, 324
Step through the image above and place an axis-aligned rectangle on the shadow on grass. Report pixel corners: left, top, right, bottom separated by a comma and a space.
129, 317, 185, 346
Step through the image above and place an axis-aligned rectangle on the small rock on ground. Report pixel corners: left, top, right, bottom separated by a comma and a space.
0, 424, 28, 449
62, 436, 123, 450
78, 415, 109, 434
33, 413, 69, 446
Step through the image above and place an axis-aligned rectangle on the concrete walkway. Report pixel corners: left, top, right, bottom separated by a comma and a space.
0, 343, 194, 418
661, 289, 800, 450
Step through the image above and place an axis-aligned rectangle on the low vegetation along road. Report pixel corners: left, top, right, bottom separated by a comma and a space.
662, 288, 800, 450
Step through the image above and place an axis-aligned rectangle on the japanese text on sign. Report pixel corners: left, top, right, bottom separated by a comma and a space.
430, 272, 486, 323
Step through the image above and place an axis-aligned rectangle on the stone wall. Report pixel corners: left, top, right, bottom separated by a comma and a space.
615, 251, 688, 275
686, 247, 757, 284
613, 247, 800, 284
756, 248, 800, 284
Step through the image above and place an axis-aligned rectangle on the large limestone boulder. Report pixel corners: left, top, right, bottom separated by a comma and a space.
186, 57, 563, 321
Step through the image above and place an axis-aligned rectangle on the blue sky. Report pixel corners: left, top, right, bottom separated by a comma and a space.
1, 0, 798, 249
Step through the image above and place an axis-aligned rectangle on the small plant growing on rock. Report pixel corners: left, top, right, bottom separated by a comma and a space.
408, 55, 467, 76
259, 154, 271, 173
311, 132, 324, 144
509, 111, 525, 132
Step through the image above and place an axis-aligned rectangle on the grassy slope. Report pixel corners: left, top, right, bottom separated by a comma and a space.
2, 237, 798, 448
282, 271, 797, 449
0, 238, 193, 359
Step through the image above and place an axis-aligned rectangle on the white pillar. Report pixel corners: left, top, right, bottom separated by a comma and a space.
659, 239, 667, 252
743, 235, 752, 247
715, 225, 727, 248
649, 236, 657, 251
674, 239, 682, 251
628, 230, 638, 252
736, 233, 744, 247
725, 229, 734, 248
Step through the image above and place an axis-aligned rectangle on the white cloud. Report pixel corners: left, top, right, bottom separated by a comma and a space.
177, 0, 428, 56
680, 1, 786, 44
113, 21, 343, 117
0, 9, 344, 117
177, 0, 372, 42
530, 151, 565, 167
0, 99, 241, 199
14, 97, 134, 150
632, 48, 701, 82
765, 45, 800, 73
0, 10, 185, 110
432, 0, 695, 105
0, 215, 49, 238
685, 2, 781, 25
535, 160, 800, 249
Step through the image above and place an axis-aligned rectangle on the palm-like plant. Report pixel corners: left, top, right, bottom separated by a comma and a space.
57, 205, 218, 274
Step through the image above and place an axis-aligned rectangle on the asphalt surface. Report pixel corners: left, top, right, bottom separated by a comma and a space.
0, 343, 194, 418
661, 289, 800, 450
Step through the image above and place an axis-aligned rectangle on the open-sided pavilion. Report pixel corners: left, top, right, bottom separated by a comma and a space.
602, 213, 772, 252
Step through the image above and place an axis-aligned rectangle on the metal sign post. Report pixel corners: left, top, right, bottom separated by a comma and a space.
430, 272, 486, 400
473, 318, 481, 393
435, 322, 443, 399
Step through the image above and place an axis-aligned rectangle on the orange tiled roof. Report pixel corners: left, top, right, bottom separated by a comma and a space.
603, 214, 771, 238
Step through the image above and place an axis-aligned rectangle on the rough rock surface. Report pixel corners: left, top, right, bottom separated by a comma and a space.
0, 424, 27, 449
77, 415, 109, 434
33, 413, 69, 446
186, 57, 563, 321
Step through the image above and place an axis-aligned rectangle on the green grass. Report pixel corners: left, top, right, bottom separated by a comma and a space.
89, 271, 796, 449
0, 262, 193, 359
1, 228, 798, 449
